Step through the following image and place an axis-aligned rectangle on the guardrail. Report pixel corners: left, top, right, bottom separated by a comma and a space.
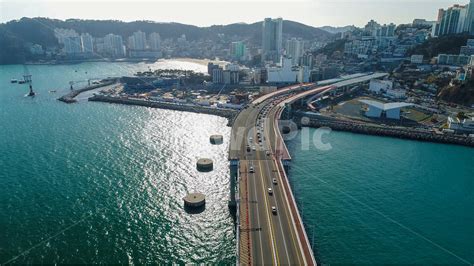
235, 161, 241, 266
273, 106, 317, 265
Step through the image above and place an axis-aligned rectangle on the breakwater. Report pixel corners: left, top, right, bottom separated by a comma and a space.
295, 113, 474, 147
89, 95, 237, 125
58, 79, 117, 103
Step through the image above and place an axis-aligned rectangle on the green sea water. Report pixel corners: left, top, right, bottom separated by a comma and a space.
0, 61, 235, 264
1, 61, 473, 264
286, 129, 474, 264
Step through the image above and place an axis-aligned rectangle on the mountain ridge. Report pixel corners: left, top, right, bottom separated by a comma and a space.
0, 17, 334, 64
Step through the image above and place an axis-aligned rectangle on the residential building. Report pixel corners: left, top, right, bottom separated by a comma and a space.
148, 32, 161, 51
411, 55, 424, 64
433, 4, 470, 36
230, 41, 246, 61
460, 39, 474, 56
285, 38, 304, 66
63, 36, 82, 55
54, 28, 79, 45
466, 0, 474, 34
437, 54, 470, 65
262, 17, 283, 63
300, 52, 314, 68
104, 34, 125, 58
80, 33, 94, 54
212, 67, 224, 84
128, 31, 147, 51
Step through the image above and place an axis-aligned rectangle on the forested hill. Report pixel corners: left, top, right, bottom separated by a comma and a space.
0, 17, 333, 64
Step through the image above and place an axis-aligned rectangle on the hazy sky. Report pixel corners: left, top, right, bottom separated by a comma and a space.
0, 0, 469, 27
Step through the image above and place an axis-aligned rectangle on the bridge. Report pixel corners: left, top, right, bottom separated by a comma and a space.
229, 72, 387, 265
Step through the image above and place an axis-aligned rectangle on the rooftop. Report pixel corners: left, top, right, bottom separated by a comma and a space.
359, 99, 413, 110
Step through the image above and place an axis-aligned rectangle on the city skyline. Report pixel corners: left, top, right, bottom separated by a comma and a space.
0, 0, 470, 27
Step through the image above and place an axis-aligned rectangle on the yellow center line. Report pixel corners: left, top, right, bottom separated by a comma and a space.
253, 117, 279, 266
268, 107, 304, 265
257, 159, 279, 266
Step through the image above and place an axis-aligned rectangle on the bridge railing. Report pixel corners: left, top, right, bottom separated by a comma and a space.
273, 101, 317, 265
235, 161, 241, 266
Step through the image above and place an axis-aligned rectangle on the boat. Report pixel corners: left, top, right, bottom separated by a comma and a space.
11, 79, 18, 83
18, 80, 26, 84
49, 90, 57, 93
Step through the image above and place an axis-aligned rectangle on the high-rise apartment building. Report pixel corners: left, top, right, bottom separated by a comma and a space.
262, 17, 283, 63
466, 0, 474, 34
63, 36, 82, 55
104, 34, 125, 57
285, 38, 304, 66
148, 32, 161, 51
433, 4, 471, 36
128, 31, 147, 50
230, 41, 246, 61
80, 33, 94, 54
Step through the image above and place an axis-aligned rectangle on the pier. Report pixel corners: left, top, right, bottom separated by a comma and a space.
57, 79, 118, 103
88, 94, 238, 123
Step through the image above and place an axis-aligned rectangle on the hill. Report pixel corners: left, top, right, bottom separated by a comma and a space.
0, 17, 333, 64
318, 25, 357, 34
408, 34, 473, 58
438, 80, 474, 106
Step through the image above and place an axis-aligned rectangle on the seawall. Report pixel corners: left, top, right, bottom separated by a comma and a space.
58, 79, 117, 103
294, 114, 474, 148
88, 95, 237, 126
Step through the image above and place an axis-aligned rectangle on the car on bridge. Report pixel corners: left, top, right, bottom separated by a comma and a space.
272, 178, 278, 185
249, 166, 254, 173
271, 206, 277, 214
268, 187, 273, 195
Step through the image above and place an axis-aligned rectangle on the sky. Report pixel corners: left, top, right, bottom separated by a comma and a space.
0, 0, 469, 27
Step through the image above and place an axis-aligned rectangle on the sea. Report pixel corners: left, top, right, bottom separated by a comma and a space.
1, 60, 473, 264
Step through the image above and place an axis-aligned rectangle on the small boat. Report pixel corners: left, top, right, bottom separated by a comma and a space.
18, 80, 26, 84
49, 90, 57, 93
11, 79, 18, 83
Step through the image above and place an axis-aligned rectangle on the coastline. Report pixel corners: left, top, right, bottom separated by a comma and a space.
23, 57, 228, 66
295, 113, 474, 148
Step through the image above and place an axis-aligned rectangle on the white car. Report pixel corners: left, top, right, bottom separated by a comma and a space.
266, 151, 271, 156
268, 188, 273, 195
249, 166, 254, 173
272, 178, 277, 185
252, 146, 256, 151
271, 206, 277, 214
